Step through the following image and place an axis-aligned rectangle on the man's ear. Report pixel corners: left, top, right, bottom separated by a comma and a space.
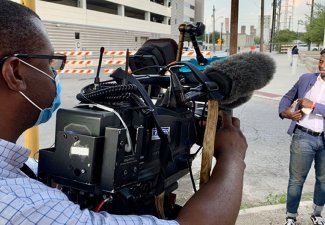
1, 57, 26, 91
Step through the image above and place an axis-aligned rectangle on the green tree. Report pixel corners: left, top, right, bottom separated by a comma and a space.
254, 36, 261, 45
304, 4, 325, 44
273, 29, 297, 43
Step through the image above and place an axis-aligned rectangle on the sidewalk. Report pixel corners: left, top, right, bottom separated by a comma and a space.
236, 52, 317, 225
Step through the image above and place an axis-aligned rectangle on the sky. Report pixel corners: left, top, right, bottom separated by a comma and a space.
203, 0, 325, 34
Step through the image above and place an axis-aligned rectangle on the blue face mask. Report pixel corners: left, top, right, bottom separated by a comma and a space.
34, 75, 61, 125
18, 59, 62, 126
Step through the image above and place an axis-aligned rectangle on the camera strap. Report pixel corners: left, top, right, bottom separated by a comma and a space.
21, 163, 37, 180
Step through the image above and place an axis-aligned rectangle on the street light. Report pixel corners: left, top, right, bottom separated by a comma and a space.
204, 14, 223, 52
297, 20, 304, 43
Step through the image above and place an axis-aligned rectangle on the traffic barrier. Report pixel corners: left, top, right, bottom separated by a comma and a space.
59, 51, 93, 56
65, 60, 93, 65
104, 51, 136, 56
58, 69, 94, 74
103, 60, 126, 65
182, 51, 212, 56
280, 44, 293, 54
58, 50, 216, 74
104, 69, 116, 74
104, 69, 132, 74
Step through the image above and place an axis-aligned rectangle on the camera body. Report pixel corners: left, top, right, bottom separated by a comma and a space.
38, 32, 224, 216
38, 93, 197, 215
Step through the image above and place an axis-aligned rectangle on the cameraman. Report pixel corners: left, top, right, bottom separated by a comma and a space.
0, 1, 247, 225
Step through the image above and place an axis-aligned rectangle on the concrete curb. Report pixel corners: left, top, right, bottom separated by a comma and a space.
239, 201, 313, 215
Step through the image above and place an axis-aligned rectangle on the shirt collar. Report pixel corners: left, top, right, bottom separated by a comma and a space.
317, 74, 325, 83
0, 139, 31, 168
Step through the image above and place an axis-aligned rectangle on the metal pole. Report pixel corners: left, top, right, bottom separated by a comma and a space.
270, 0, 277, 52
308, 0, 315, 51
20, 0, 35, 9
260, 0, 264, 52
277, 0, 282, 33
221, 22, 223, 51
323, 27, 325, 50
20, 0, 39, 158
212, 5, 216, 54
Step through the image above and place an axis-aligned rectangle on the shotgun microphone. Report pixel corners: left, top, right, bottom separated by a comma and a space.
204, 52, 276, 109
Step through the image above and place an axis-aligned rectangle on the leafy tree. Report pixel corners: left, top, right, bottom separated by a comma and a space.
304, 4, 325, 44
254, 36, 261, 45
273, 29, 297, 43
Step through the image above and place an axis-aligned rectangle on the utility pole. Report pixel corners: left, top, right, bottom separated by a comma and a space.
220, 22, 223, 51
230, 0, 239, 55
212, 5, 216, 54
323, 28, 325, 50
260, 0, 264, 52
270, 0, 277, 52
308, 0, 315, 51
20, 0, 39, 158
277, 0, 282, 32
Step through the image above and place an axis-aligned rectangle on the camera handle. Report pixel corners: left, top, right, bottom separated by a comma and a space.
199, 100, 219, 186
185, 23, 208, 66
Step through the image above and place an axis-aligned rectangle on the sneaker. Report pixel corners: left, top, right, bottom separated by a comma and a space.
284, 217, 297, 225
310, 215, 325, 225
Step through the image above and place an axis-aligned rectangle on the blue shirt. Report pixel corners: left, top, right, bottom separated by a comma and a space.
0, 139, 179, 225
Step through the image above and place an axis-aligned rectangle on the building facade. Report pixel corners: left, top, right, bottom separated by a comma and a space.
12, 0, 204, 54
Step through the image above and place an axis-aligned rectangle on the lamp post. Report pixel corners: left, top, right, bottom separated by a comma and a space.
212, 6, 216, 54
297, 20, 304, 43
206, 12, 223, 53
220, 22, 223, 50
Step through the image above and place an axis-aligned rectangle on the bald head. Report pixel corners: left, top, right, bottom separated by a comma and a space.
0, 0, 49, 57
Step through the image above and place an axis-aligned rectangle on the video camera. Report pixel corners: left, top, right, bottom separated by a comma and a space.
38, 22, 225, 218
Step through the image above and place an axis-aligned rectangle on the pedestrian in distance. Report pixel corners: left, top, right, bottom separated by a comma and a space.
290, 45, 299, 67
0, 1, 248, 224
279, 49, 325, 225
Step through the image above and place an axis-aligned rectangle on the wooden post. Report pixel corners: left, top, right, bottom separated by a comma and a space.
200, 0, 239, 187
230, 0, 239, 55
20, 0, 39, 159
199, 100, 219, 186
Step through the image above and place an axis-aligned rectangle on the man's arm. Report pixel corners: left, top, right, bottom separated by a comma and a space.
298, 98, 325, 117
177, 111, 247, 225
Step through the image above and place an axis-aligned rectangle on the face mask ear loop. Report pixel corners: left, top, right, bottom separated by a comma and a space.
19, 91, 42, 111
18, 59, 55, 81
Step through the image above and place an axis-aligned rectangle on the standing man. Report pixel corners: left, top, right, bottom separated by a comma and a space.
279, 49, 325, 225
0, 1, 247, 224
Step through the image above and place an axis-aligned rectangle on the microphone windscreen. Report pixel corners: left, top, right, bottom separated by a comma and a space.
204, 52, 275, 108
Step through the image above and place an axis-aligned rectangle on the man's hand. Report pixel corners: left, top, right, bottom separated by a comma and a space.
214, 111, 247, 161
280, 106, 303, 121
297, 98, 313, 108
177, 111, 247, 225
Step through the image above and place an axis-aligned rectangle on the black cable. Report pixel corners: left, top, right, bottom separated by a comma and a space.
132, 65, 166, 75
186, 158, 197, 193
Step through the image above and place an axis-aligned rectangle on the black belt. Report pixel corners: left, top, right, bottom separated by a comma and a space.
296, 125, 324, 136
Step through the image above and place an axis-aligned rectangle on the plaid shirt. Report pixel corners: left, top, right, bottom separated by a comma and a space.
0, 139, 179, 225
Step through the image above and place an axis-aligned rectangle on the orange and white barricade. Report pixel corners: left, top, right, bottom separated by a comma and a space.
58, 69, 94, 74
59, 51, 93, 56
182, 51, 212, 57
65, 60, 93, 65
104, 51, 136, 56
103, 60, 126, 65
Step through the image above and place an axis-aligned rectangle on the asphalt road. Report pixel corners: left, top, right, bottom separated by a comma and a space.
175, 95, 316, 208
